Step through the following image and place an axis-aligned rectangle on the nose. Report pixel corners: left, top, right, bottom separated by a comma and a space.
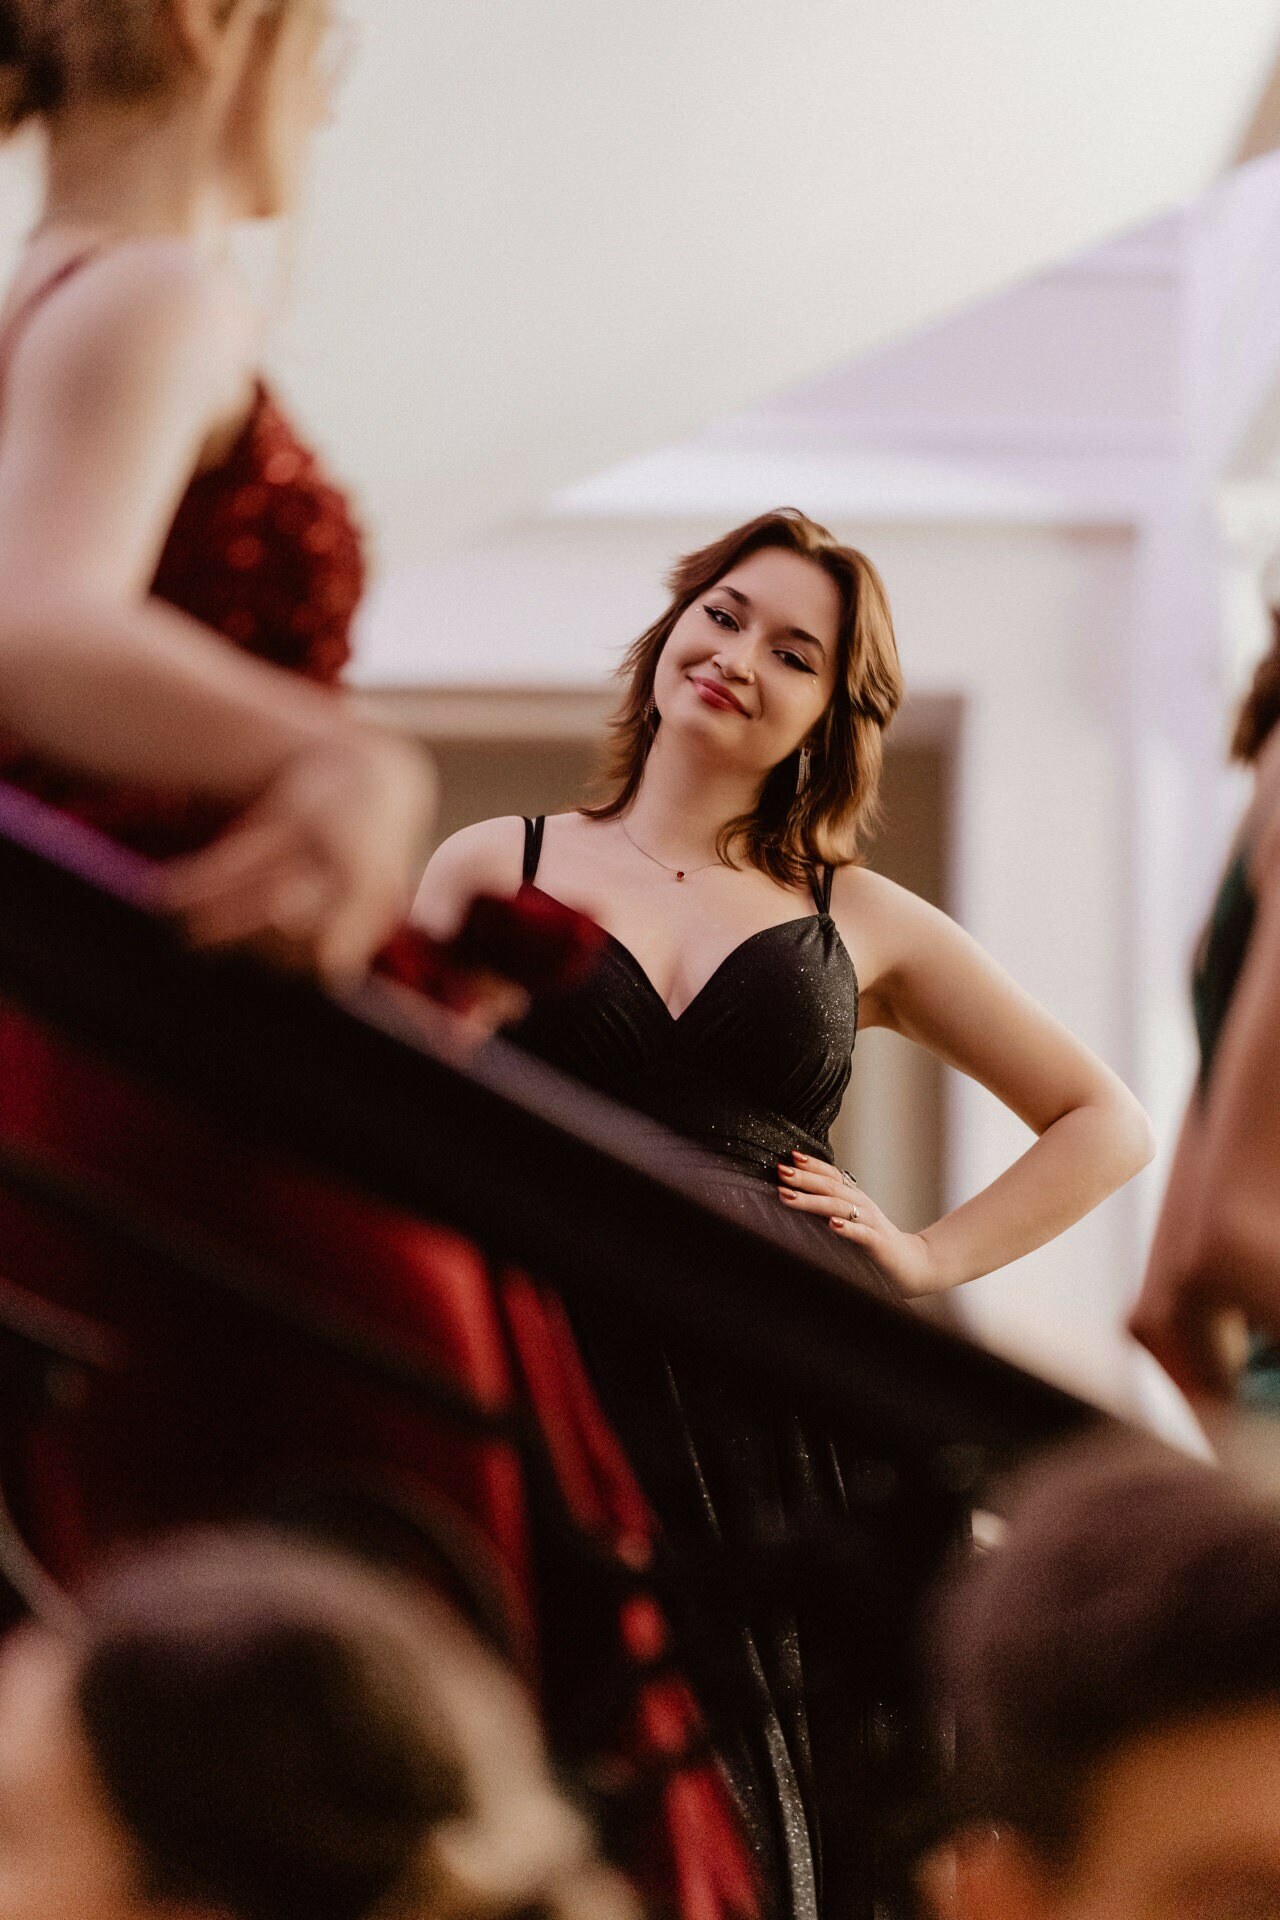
712, 642, 756, 683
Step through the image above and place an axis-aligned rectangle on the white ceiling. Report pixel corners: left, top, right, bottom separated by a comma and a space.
0, 3, 1274, 569
275, 0, 1280, 568
357, 212, 1193, 687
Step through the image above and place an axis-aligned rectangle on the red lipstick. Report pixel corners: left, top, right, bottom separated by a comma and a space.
690, 675, 749, 716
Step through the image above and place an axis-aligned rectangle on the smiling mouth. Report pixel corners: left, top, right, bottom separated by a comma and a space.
690, 676, 749, 716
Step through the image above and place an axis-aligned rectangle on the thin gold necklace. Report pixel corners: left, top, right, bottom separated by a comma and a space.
620, 820, 722, 883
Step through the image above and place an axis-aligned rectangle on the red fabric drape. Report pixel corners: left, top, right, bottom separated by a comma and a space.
0, 998, 758, 1920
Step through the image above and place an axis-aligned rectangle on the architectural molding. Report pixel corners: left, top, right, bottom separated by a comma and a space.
357, 685, 961, 752
354, 686, 615, 740
549, 442, 1164, 529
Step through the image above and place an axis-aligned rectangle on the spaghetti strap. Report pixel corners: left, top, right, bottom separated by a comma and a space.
0, 250, 101, 390
809, 864, 835, 916
521, 815, 546, 886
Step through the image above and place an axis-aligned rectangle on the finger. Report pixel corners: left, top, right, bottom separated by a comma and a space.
789, 1152, 844, 1180
462, 980, 532, 1033
450, 984, 531, 1047
311, 889, 403, 989
1128, 1296, 1240, 1403
829, 1216, 878, 1241
778, 1164, 845, 1198
161, 815, 301, 909
180, 864, 324, 952
778, 1189, 864, 1221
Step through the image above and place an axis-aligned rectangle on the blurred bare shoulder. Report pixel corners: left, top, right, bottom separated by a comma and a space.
413, 815, 529, 936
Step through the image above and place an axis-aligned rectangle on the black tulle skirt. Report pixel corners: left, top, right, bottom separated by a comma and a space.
564, 1159, 946, 1920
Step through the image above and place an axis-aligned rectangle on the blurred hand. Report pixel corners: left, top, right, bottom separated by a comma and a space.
447, 971, 531, 1045
160, 730, 437, 988
1128, 1273, 1250, 1405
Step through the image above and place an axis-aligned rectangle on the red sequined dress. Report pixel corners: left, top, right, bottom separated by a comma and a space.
0, 363, 362, 855
0, 253, 757, 1920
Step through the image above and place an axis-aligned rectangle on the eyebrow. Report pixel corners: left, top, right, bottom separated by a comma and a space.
719, 585, 827, 656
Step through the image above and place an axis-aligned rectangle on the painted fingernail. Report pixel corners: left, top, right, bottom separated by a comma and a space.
779, 1189, 797, 1201
830, 1218, 845, 1230
792, 1152, 809, 1165
778, 1165, 796, 1179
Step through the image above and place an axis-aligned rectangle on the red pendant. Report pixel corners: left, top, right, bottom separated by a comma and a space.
676, 871, 685, 881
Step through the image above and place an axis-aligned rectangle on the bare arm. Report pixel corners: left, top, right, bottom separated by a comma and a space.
1126, 1098, 1250, 1399
1128, 817, 1280, 1393
807, 871, 1154, 1294
413, 817, 528, 938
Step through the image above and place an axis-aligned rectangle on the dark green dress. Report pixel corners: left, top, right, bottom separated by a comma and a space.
1191, 844, 1280, 1406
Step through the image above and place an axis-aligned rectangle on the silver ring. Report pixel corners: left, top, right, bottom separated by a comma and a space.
840, 1169, 859, 1189
848, 1203, 860, 1222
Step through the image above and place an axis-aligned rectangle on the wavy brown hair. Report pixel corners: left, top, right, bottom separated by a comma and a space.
1233, 605, 1280, 763
583, 508, 904, 888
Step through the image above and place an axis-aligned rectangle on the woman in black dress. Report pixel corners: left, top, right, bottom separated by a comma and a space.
417, 509, 1153, 1918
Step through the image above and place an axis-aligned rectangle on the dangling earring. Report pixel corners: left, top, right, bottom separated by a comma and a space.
796, 744, 812, 794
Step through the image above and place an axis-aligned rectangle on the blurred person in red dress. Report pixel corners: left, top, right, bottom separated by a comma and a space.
0, 10, 757, 1915
0, 0, 436, 982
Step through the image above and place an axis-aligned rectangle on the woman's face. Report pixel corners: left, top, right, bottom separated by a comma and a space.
0, 1632, 163, 1920
652, 547, 843, 782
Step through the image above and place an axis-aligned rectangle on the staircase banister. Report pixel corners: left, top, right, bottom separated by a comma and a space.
0, 784, 1103, 1475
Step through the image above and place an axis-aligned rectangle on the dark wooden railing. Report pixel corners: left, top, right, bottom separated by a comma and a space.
0, 783, 1107, 1918
0, 783, 1096, 1467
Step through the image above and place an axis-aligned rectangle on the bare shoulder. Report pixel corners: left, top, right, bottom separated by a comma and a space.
9, 241, 251, 420
828, 863, 974, 1014
414, 814, 529, 934
829, 863, 948, 945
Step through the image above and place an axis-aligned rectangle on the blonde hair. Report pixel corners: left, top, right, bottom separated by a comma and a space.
584, 508, 904, 886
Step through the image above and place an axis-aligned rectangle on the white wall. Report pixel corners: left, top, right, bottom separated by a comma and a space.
282, 0, 1280, 562
2, 3, 1278, 565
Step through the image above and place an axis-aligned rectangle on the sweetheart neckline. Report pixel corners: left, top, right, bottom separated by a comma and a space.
523, 883, 858, 1025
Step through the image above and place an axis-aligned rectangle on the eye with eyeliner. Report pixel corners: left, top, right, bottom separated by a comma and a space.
704, 604, 816, 674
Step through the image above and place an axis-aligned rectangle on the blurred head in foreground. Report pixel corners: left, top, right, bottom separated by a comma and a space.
925, 1437, 1280, 1920
0, 1530, 635, 1920
0, 0, 346, 219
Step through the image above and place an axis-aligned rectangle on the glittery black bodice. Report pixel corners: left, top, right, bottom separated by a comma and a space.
512, 820, 859, 1177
